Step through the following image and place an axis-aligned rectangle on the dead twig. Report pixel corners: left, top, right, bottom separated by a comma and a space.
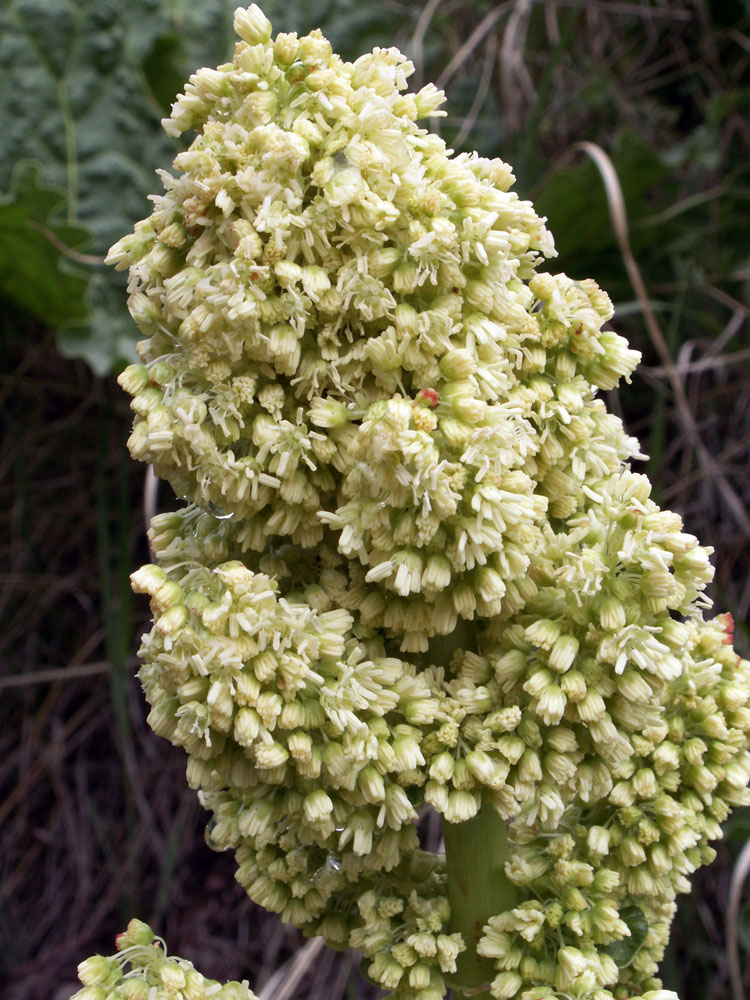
642, 346, 750, 378
436, 3, 513, 90
453, 33, 498, 148
259, 936, 326, 1000
0, 661, 114, 690
540, 0, 691, 19
411, 0, 444, 86
499, 0, 534, 131
568, 140, 750, 541
727, 839, 750, 1000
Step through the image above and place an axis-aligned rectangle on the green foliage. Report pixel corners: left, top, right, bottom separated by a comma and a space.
0, 0, 240, 372
604, 906, 649, 969
533, 132, 674, 290
0, 162, 90, 328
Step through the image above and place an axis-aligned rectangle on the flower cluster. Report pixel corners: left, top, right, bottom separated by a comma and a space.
476, 611, 750, 1000
134, 505, 463, 993
108, 6, 750, 1000
68, 920, 257, 1000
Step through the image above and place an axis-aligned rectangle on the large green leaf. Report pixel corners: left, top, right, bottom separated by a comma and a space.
0, 0, 239, 373
0, 162, 90, 329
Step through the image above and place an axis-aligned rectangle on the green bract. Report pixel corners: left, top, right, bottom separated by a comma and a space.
107, 6, 750, 999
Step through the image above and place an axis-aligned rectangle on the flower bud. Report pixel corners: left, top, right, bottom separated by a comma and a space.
161, 963, 186, 992
549, 634, 579, 672
116, 918, 154, 950
303, 788, 334, 823
118, 364, 150, 396
491, 971, 523, 998
120, 980, 150, 1000
234, 4, 272, 44
77, 956, 115, 987
525, 618, 561, 650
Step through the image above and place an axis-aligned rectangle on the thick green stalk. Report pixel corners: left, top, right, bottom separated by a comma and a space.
443, 802, 518, 999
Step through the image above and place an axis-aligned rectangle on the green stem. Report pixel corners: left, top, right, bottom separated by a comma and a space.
443, 801, 518, 999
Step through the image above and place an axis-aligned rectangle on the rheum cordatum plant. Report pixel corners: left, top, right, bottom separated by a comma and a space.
72, 5, 750, 1000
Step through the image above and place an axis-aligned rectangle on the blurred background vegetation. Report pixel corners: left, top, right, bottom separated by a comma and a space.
1, 1, 749, 998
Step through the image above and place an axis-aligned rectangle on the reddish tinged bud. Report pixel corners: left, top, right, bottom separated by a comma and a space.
721, 612, 735, 642
418, 388, 440, 408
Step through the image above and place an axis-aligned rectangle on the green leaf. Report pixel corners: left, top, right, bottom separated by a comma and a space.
0, 161, 91, 328
604, 905, 649, 968
724, 806, 750, 845
0, 0, 238, 372
58, 271, 139, 376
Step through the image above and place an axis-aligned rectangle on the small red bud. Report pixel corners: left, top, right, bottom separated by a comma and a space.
720, 612, 735, 643
418, 388, 440, 408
